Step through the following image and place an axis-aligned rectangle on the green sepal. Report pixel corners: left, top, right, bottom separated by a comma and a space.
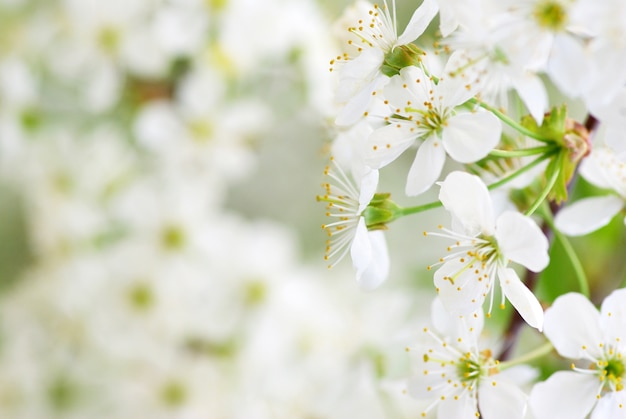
545, 152, 568, 203
520, 104, 567, 144
363, 193, 401, 230
520, 105, 589, 203
381, 44, 425, 77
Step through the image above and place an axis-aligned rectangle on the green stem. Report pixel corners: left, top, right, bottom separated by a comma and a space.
397, 200, 443, 217
488, 145, 557, 158
498, 342, 553, 370
486, 151, 555, 191
468, 98, 552, 143
396, 152, 557, 218
540, 201, 590, 297
524, 163, 560, 216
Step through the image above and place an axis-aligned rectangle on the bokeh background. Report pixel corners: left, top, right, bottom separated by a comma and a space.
0, 0, 441, 417
1, 0, 626, 418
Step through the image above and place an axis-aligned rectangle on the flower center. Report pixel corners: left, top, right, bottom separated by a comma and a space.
457, 354, 483, 382
600, 354, 625, 392
128, 283, 154, 311
160, 380, 187, 406
533, 0, 568, 31
161, 225, 186, 250
405, 105, 451, 137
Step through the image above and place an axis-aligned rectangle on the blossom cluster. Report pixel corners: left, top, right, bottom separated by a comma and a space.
1, 0, 626, 416
325, 0, 626, 417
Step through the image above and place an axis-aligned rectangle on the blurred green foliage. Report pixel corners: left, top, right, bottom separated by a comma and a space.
0, 183, 32, 294
537, 177, 626, 305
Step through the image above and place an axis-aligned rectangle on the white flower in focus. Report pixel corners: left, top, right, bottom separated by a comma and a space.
365, 65, 501, 196
318, 156, 389, 290
427, 171, 548, 330
555, 147, 626, 236
529, 289, 626, 419
332, 0, 438, 126
407, 298, 530, 418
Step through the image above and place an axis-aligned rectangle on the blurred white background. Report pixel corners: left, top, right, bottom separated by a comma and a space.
0, 0, 444, 417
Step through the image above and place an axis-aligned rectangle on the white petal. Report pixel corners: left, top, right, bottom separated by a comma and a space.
437, 391, 479, 419
441, 53, 479, 106
336, 48, 384, 103
529, 371, 598, 419
599, 288, 626, 347
438, 4, 459, 38
439, 171, 495, 236
331, 119, 374, 180
547, 34, 590, 98
431, 297, 483, 349
579, 149, 616, 190
405, 135, 446, 196
335, 77, 381, 127
434, 257, 490, 316
364, 122, 416, 169
498, 267, 544, 331
591, 392, 626, 419
407, 367, 453, 400
443, 112, 501, 163
511, 71, 548, 125
351, 218, 372, 281
383, 67, 425, 111
554, 195, 623, 236
497, 364, 539, 387
134, 101, 184, 150
357, 169, 379, 214
356, 230, 389, 290
495, 211, 549, 272
396, 0, 439, 46
543, 293, 603, 360
479, 377, 528, 419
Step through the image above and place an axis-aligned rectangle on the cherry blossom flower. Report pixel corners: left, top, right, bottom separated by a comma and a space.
407, 298, 531, 418
529, 289, 626, 419
332, 0, 438, 126
317, 147, 389, 290
365, 65, 501, 196
427, 171, 548, 330
555, 147, 626, 236
442, 33, 548, 124
492, 0, 596, 99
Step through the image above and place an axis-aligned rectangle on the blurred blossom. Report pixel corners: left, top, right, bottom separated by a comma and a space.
0, 0, 429, 417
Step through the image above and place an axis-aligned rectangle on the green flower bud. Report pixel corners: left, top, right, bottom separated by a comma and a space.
363, 192, 402, 230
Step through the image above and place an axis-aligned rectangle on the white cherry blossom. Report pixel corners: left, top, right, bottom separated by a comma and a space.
318, 149, 388, 290
407, 298, 530, 418
427, 171, 548, 330
492, 0, 597, 99
365, 64, 501, 196
332, 0, 438, 126
529, 289, 626, 419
